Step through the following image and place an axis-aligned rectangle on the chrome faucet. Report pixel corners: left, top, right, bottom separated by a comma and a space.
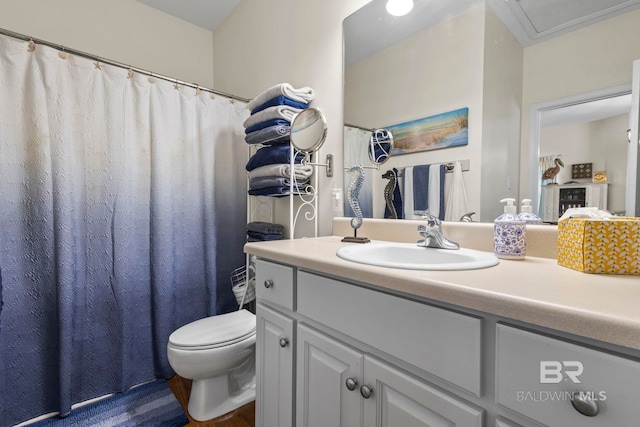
417, 214, 460, 250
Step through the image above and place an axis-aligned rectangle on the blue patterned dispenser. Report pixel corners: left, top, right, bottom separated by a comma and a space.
518, 199, 543, 224
494, 198, 526, 260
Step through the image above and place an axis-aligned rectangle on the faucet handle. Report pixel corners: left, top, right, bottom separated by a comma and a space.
420, 213, 442, 229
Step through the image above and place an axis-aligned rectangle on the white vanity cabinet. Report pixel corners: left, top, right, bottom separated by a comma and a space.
255, 259, 296, 427
253, 257, 640, 427
361, 356, 483, 426
539, 182, 608, 222
296, 325, 483, 427
295, 324, 363, 427
255, 259, 483, 427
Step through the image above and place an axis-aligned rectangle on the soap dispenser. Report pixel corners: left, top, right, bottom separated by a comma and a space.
494, 198, 526, 260
518, 199, 543, 225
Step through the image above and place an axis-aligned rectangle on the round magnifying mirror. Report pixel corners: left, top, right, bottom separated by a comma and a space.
369, 128, 394, 165
290, 108, 327, 153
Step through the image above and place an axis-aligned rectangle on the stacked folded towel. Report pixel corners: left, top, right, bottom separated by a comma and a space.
246, 221, 285, 242
244, 83, 315, 146
246, 145, 311, 196
245, 144, 304, 171
248, 164, 314, 181
244, 83, 316, 197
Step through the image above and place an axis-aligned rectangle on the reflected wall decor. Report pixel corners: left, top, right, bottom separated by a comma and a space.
389, 107, 469, 155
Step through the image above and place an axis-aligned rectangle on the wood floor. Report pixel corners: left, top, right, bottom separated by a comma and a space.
167, 375, 255, 427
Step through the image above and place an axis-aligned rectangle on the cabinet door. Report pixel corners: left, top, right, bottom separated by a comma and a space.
362, 356, 483, 427
586, 183, 608, 210
256, 303, 294, 427
296, 324, 363, 427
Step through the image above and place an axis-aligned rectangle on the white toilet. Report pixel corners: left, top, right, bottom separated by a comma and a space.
167, 309, 256, 421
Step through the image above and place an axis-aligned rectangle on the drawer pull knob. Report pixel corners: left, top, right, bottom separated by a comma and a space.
264, 279, 273, 289
279, 337, 289, 348
360, 385, 373, 399
345, 378, 358, 391
571, 393, 600, 417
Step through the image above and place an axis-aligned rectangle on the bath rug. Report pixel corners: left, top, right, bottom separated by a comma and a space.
30, 379, 188, 427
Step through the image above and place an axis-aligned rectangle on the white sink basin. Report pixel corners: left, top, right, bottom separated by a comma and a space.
336, 241, 499, 271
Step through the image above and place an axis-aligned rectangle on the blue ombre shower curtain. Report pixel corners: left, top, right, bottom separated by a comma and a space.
0, 35, 248, 425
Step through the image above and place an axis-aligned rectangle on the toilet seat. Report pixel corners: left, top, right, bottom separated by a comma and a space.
169, 309, 256, 350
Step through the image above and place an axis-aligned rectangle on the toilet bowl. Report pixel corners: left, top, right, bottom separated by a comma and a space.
167, 309, 256, 421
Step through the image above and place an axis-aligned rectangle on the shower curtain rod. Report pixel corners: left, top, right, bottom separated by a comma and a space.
344, 123, 374, 132
0, 27, 251, 103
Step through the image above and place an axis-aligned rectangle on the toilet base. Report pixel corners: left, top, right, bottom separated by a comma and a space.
187, 375, 256, 421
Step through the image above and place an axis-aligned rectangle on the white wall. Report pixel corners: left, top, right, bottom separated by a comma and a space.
519, 8, 640, 202
540, 114, 629, 213
540, 124, 593, 185
480, 5, 523, 221
0, 0, 215, 88
344, 4, 486, 220
211, 0, 370, 237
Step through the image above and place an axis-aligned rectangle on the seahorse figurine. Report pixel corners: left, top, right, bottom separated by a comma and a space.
346, 165, 365, 231
382, 169, 398, 219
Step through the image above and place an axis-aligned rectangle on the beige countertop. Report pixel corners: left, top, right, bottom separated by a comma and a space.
245, 230, 640, 352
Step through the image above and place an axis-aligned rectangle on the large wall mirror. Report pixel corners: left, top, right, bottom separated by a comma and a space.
343, 0, 640, 222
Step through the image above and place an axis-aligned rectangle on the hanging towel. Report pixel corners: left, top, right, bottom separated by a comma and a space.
245, 124, 290, 145
428, 164, 446, 220
250, 95, 309, 114
245, 118, 290, 134
402, 166, 420, 220
444, 161, 470, 221
243, 105, 303, 130
247, 83, 316, 112
248, 163, 314, 181
412, 165, 430, 213
246, 145, 304, 171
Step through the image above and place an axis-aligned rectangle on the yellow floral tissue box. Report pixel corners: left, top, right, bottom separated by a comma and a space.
557, 217, 640, 275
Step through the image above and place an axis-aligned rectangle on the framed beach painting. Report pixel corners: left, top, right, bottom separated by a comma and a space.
389, 107, 468, 155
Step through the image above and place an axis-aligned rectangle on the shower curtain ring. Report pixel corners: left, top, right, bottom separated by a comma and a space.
58, 46, 69, 60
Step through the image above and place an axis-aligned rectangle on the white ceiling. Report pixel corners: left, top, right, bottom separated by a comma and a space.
344, 0, 640, 65
489, 0, 640, 46
135, 0, 241, 32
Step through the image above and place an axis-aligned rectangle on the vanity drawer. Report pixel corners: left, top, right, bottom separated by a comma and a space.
496, 324, 640, 427
255, 259, 294, 311
297, 270, 482, 396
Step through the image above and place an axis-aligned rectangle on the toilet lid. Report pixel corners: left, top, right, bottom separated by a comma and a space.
168, 309, 256, 349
